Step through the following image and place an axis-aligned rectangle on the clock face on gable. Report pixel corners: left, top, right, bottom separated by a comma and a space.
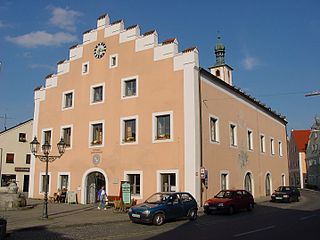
93, 42, 107, 59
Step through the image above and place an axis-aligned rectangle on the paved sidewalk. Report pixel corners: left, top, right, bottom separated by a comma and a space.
2, 199, 129, 233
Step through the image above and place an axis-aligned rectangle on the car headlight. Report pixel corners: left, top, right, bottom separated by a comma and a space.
128, 208, 132, 213
204, 202, 209, 206
218, 203, 224, 207
283, 195, 289, 198
142, 210, 150, 216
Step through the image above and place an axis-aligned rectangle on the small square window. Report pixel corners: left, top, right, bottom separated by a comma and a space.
6, 153, 14, 164
19, 133, 27, 142
121, 76, 138, 99
109, 54, 118, 68
82, 62, 89, 75
125, 79, 136, 97
92, 85, 104, 103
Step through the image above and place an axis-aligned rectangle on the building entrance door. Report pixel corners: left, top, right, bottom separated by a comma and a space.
244, 173, 252, 194
23, 175, 29, 192
265, 174, 271, 196
86, 171, 105, 204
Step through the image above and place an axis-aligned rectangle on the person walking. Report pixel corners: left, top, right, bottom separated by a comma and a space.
97, 186, 107, 210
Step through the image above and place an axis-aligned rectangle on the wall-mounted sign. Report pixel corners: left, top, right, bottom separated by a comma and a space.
14, 167, 30, 172
121, 181, 131, 204
200, 167, 205, 179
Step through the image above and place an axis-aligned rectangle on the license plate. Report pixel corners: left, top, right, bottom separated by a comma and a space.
276, 197, 282, 200
209, 206, 217, 210
132, 213, 140, 218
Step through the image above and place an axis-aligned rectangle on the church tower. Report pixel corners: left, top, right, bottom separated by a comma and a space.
209, 34, 233, 85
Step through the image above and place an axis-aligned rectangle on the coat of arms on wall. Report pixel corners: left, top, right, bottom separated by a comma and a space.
238, 150, 248, 169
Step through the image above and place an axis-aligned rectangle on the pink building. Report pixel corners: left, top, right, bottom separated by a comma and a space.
29, 14, 288, 204
288, 130, 310, 188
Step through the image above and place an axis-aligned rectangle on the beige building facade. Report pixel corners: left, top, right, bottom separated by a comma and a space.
29, 14, 288, 204
0, 119, 33, 192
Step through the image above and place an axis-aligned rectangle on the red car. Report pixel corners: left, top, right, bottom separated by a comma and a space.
204, 189, 254, 214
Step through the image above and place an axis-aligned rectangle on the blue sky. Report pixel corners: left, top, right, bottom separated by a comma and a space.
0, 0, 319, 133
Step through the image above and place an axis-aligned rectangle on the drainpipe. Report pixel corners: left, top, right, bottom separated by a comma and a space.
198, 67, 204, 206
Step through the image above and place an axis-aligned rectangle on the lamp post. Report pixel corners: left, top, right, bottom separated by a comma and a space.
30, 137, 66, 219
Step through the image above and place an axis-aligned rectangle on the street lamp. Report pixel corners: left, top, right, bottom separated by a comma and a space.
30, 136, 66, 219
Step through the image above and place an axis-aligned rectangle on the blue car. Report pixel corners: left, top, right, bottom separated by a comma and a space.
128, 192, 198, 225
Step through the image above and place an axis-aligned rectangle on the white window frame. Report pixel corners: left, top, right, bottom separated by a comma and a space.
209, 114, 220, 144
270, 138, 275, 155
278, 140, 283, 157
247, 128, 253, 151
61, 90, 75, 110
220, 170, 229, 190
82, 61, 89, 75
109, 53, 118, 68
260, 134, 266, 153
88, 120, 105, 148
124, 170, 143, 199
229, 122, 238, 147
156, 169, 179, 192
121, 75, 138, 99
120, 115, 139, 145
152, 111, 174, 143
39, 172, 51, 195
60, 124, 73, 150
90, 83, 105, 105
57, 172, 71, 191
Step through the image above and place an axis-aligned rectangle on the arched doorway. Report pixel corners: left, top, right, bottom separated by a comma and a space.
265, 173, 271, 196
244, 172, 252, 194
86, 171, 105, 204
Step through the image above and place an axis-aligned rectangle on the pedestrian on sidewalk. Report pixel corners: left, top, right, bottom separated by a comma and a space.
97, 186, 107, 210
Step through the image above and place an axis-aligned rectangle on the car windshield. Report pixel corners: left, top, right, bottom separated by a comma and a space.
276, 186, 291, 192
215, 190, 234, 198
145, 193, 171, 204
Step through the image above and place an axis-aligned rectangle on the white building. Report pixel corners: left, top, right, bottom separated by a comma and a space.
0, 119, 33, 192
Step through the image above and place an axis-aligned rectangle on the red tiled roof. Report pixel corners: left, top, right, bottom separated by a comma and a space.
291, 130, 311, 152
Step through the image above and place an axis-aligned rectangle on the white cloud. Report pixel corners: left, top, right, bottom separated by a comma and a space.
29, 63, 56, 71
6, 31, 77, 48
48, 6, 82, 32
242, 56, 260, 70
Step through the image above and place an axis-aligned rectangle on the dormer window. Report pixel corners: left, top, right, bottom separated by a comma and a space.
216, 70, 220, 77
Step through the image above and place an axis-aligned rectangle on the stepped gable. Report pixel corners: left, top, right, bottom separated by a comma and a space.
37, 13, 198, 90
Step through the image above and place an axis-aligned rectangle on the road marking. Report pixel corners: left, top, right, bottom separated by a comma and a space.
300, 214, 316, 221
233, 225, 275, 237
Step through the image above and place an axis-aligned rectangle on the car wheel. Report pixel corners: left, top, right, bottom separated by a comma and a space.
188, 208, 197, 221
153, 213, 165, 226
228, 206, 234, 215
247, 203, 254, 211
204, 210, 211, 215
